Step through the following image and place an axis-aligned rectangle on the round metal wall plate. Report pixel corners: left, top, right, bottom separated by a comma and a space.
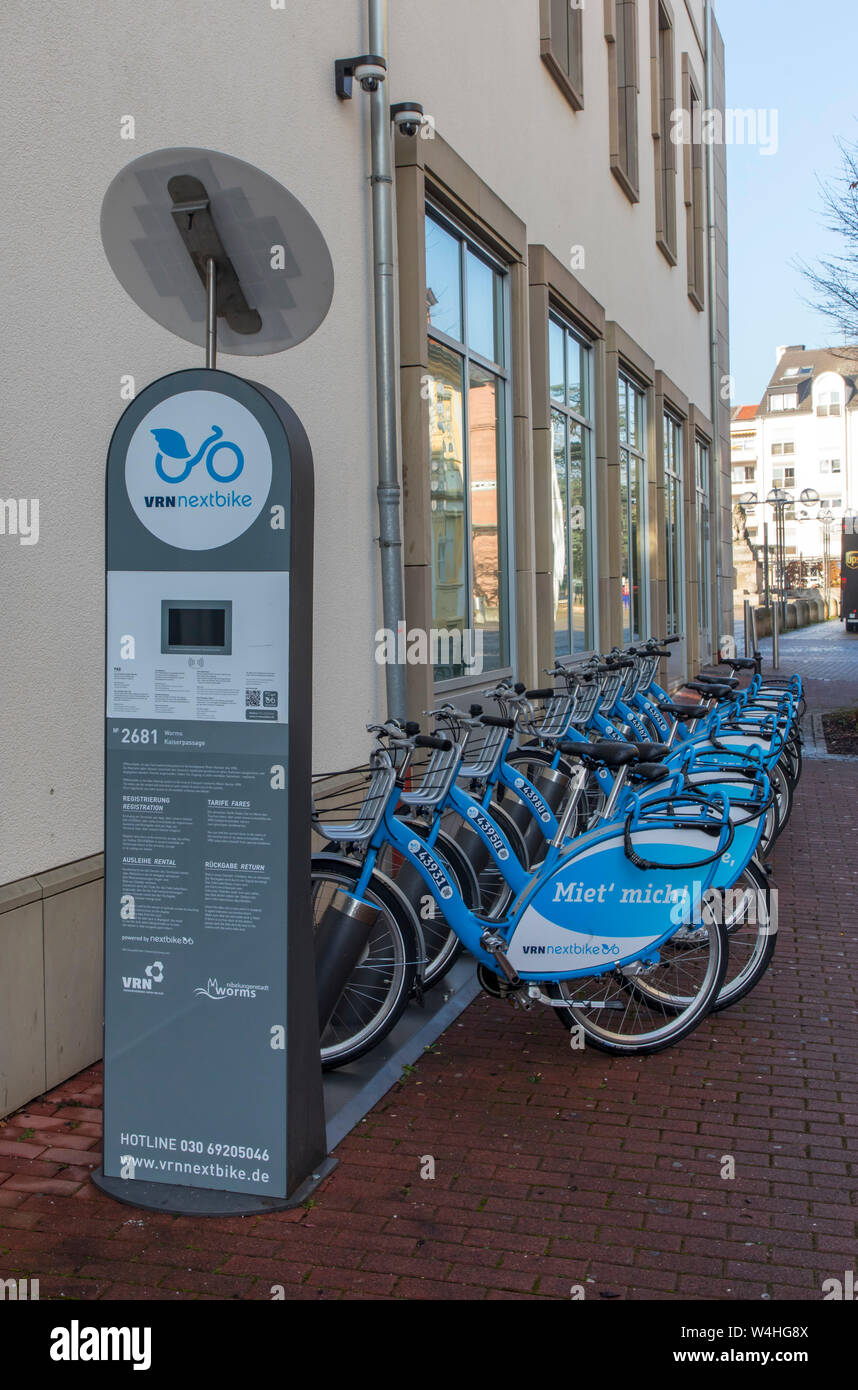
101, 147, 334, 356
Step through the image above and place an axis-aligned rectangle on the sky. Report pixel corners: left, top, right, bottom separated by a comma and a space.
715, 0, 858, 406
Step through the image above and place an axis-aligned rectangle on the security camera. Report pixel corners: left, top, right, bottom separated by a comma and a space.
335, 54, 387, 99
391, 101, 425, 137
353, 57, 387, 92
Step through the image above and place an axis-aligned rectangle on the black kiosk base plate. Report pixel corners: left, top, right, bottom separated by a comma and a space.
91, 1155, 338, 1217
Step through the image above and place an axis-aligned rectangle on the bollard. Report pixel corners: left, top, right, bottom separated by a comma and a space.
772, 599, 780, 671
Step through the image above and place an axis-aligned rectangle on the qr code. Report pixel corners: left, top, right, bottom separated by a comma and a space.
263, 690, 278, 708
246, 689, 261, 707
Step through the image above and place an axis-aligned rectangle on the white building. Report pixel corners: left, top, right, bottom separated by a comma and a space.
731, 345, 858, 574
1, 0, 733, 1115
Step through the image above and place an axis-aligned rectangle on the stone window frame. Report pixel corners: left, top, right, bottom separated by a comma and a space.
605, 325, 655, 649
540, 0, 585, 112
681, 52, 706, 311
394, 129, 534, 710
528, 247, 606, 670
650, 0, 678, 264
605, 0, 641, 204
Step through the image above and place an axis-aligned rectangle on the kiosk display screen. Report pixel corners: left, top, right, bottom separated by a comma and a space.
161, 600, 232, 654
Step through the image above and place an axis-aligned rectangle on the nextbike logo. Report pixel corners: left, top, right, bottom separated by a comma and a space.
466, 806, 510, 859
522, 942, 620, 956
143, 489, 252, 510
513, 776, 551, 823
126, 389, 272, 551
121, 960, 164, 993
407, 839, 454, 899
194, 977, 270, 1000
151, 425, 244, 483
144, 426, 253, 512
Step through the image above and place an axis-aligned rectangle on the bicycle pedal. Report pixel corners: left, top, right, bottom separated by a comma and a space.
479, 931, 522, 988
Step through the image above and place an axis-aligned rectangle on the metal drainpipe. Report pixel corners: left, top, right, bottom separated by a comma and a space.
704, 0, 724, 661
368, 0, 408, 720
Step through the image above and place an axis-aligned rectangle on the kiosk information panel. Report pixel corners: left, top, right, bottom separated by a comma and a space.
98, 368, 329, 1213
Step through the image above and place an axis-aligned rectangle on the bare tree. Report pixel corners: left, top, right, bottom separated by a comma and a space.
799, 137, 858, 340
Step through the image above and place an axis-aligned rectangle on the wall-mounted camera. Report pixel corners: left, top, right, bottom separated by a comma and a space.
335, 54, 387, 99
391, 102, 425, 138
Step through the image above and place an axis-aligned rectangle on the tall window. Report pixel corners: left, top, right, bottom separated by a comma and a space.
540, 0, 584, 110
652, 0, 677, 261
695, 437, 711, 648
618, 371, 647, 644
550, 314, 595, 656
608, 0, 640, 199
425, 208, 511, 681
682, 59, 705, 310
663, 411, 684, 637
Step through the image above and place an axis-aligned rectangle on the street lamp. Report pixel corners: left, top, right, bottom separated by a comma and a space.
819, 507, 835, 613
737, 487, 822, 619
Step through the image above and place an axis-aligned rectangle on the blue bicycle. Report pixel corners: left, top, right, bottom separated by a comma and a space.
312, 724, 737, 1067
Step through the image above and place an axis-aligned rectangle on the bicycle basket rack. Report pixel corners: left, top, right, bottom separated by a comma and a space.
456, 721, 508, 781
597, 667, 623, 711
400, 739, 464, 811
635, 654, 659, 694
569, 678, 600, 727
532, 692, 575, 740
620, 663, 639, 701
311, 755, 396, 845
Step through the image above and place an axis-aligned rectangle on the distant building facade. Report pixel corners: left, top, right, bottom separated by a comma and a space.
731, 345, 858, 575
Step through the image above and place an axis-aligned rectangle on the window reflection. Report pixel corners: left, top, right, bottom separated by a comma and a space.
426, 210, 510, 680
426, 217, 462, 340
469, 365, 504, 669
619, 372, 647, 645
551, 315, 594, 656
428, 341, 466, 655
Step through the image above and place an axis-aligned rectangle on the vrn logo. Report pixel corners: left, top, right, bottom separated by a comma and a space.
151, 426, 244, 484
121, 960, 164, 993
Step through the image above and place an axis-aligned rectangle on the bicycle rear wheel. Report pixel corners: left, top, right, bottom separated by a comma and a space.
710, 859, 776, 1011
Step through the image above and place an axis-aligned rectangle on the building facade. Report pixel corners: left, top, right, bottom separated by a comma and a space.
731, 345, 858, 577
0, 0, 733, 1113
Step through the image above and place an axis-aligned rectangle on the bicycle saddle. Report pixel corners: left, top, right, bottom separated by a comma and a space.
633, 742, 670, 762
630, 762, 671, 783
684, 682, 735, 699
724, 657, 757, 671
559, 740, 638, 768
658, 702, 706, 721
693, 675, 739, 689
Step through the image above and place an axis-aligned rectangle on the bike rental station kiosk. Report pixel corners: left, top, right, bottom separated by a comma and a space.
94, 148, 336, 1213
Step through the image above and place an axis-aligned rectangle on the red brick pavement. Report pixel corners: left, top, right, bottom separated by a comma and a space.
1, 636, 856, 1301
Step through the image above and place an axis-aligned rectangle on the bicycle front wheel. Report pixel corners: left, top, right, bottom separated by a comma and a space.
312, 855, 419, 1070
549, 912, 727, 1055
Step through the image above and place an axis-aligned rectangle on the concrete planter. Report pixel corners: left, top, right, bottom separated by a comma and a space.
0, 857, 103, 1119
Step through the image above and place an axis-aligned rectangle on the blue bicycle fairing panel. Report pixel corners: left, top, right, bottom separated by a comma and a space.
506, 824, 722, 976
